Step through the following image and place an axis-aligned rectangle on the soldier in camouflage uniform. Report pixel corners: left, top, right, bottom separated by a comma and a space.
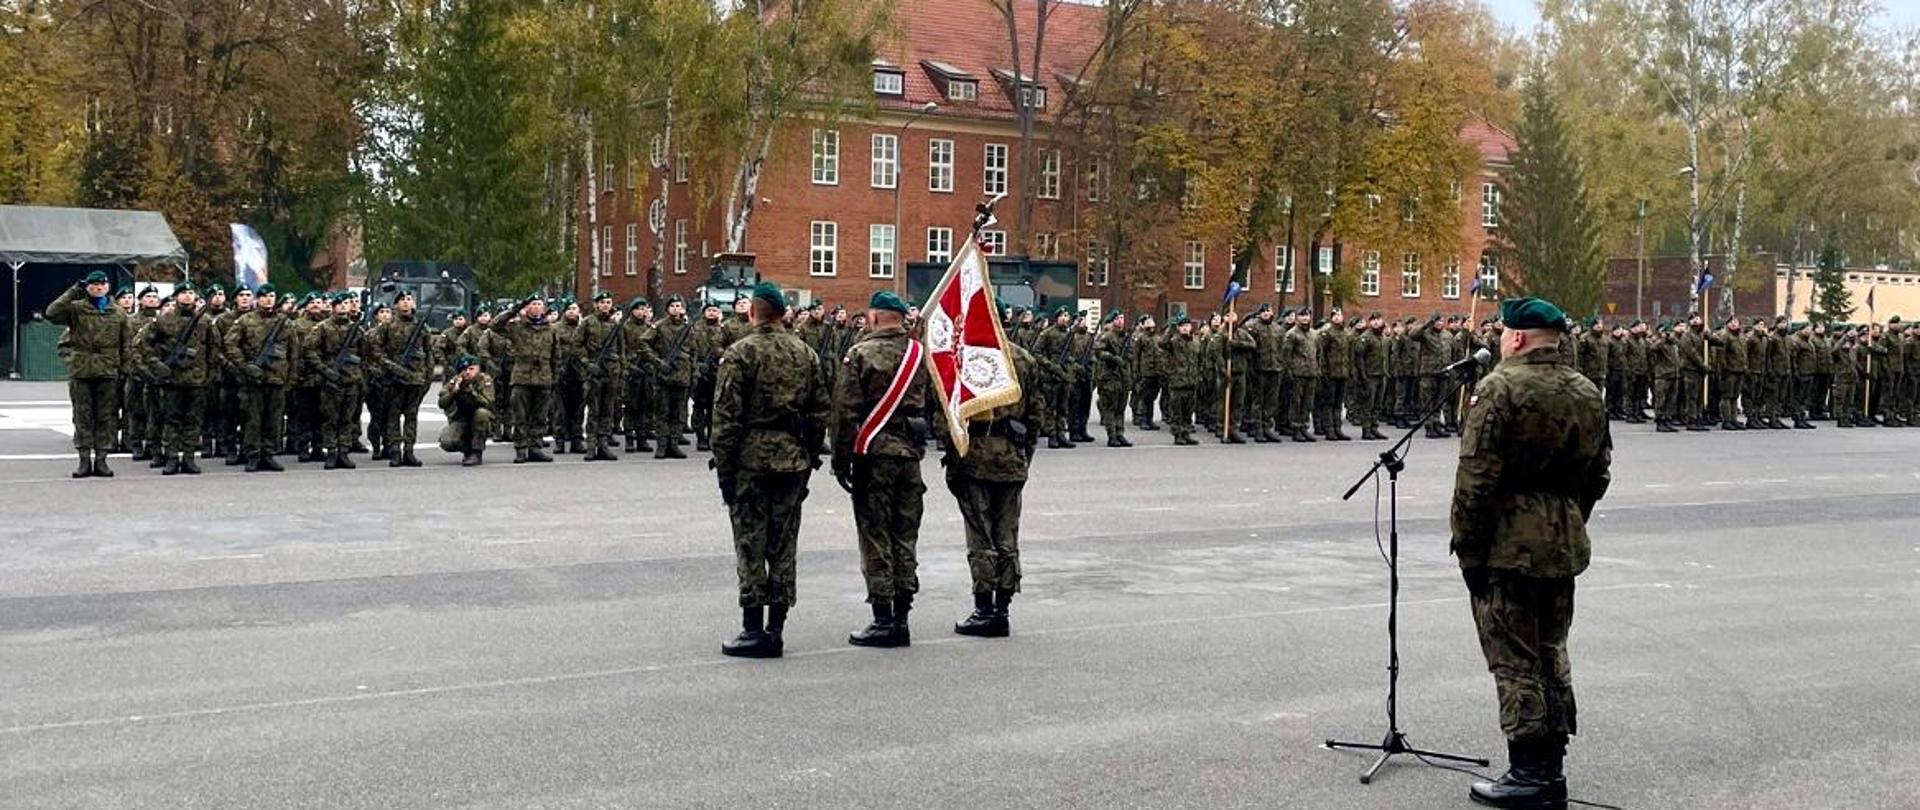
1788, 323, 1819, 429
943, 335, 1051, 638
1350, 312, 1388, 441
223, 285, 295, 472
1161, 314, 1201, 445
648, 296, 699, 459
692, 301, 733, 451
1250, 305, 1286, 442
137, 284, 219, 475
713, 283, 830, 659
439, 355, 495, 466
1832, 326, 1862, 428
47, 271, 128, 478
489, 295, 563, 463
1221, 311, 1256, 443
211, 286, 251, 463
196, 285, 226, 456
620, 299, 658, 453
1066, 315, 1098, 443
1031, 307, 1077, 449
1130, 314, 1164, 431
552, 299, 586, 454
1316, 310, 1353, 441
1452, 297, 1611, 810
1093, 310, 1133, 447
303, 293, 368, 469
574, 292, 627, 461
1707, 317, 1747, 429
1282, 309, 1320, 442
832, 291, 929, 648
285, 294, 328, 461
364, 292, 435, 466
125, 286, 162, 461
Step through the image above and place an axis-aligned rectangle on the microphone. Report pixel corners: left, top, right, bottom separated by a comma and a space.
1436, 347, 1493, 376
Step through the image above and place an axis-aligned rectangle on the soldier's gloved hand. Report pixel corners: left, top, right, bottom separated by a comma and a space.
1461, 566, 1492, 598
716, 474, 738, 506
241, 365, 266, 383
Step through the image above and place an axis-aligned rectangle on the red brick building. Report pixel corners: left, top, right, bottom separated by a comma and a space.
575, 0, 1516, 322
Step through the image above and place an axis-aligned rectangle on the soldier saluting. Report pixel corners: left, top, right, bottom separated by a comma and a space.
46, 271, 127, 478
1451, 297, 1611, 809
712, 282, 830, 659
831, 291, 930, 649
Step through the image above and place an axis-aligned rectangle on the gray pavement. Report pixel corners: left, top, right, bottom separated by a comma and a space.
1, 380, 1917, 809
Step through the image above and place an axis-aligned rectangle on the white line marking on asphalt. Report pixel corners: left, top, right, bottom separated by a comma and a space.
337, 546, 409, 554
1757, 479, 1788, 484
483, 538, 548, 546
1128, 506, 1177, 512
1644, 484, 1672, 489
189, 554, 264, 562
0, 454, 73, 461
0, 582, 1679, 738
1702, 481, 1732, 486
0, 400, 69, 406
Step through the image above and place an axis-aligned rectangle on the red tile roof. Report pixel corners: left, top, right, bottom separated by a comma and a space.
874, 0, 1108, 123
1460, 118, 1515, 165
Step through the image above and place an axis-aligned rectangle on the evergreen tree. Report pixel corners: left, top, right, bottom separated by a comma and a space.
1500, 66, 1605, 316
1810, 242, 1851, 324
392, 0, 559, 297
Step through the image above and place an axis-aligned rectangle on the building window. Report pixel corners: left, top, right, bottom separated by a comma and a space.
1317, 245, 1335, 275
603, 159, 614, 194
811, 129, 839, 185
1275, 245, 1295, 293
868, 224, 896, 279
602, 225, 615, 277
1035, 232, 1059, 259
871, 133, 897, 189
929, 139, 954, 192
1038, 149, 1061, 199
1401, 252, 1421, 297
981, 230, 1007, 255
1361, 251, 1381, 296
927, 227, 953, 263
1019, 85, 1047, 109
623, 224, 637, 276
674, 219, 688, 276
625, 158, 636, 190
810, 221, 837, 277
1183, 241, 1205, 290
674, 152, 688, 183
1086, 240, 1109, 287
947, 80, 977, 102
1086, 160, 1106, 202
983, 143, 1008, 196
1442, 259, 1461, 298
874, 70, 904, 95
1478, 252, 1500, 292
1481, 182, 1500, 228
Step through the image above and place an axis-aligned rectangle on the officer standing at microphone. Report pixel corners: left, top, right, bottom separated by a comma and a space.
1451, 297, 1611, 809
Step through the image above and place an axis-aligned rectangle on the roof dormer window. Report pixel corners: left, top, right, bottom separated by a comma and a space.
873, 60, 904, 96
1019, 85, 1046, 109
947, 81, 977, 102
922, 60, 978, 103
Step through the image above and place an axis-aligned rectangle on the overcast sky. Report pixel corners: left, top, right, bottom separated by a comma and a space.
1481, 0, 1920, 36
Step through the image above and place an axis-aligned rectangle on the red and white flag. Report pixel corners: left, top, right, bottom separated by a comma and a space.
923, 234, 1022, 456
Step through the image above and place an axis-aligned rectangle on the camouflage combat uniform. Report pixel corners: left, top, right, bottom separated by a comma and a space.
712, 320, 829, 609
45, 285, 128, 459
831, 324, 929, 613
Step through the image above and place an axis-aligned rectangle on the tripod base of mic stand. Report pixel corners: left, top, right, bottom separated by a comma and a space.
1324, 731, 1489, 784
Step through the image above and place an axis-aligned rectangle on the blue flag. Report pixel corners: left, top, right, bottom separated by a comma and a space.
1696, 273, 1714, 295
1222, 279, 1244, 308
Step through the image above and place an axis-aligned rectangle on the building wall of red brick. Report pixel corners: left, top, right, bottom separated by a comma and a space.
1602, 254, 1775, 323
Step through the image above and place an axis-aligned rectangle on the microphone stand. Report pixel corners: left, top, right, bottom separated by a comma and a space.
1323, 361, 1490, 784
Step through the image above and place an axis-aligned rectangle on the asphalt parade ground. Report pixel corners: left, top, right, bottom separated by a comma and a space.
2, 380, 1916, 809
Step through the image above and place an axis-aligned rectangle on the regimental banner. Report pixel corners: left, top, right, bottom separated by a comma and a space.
923, 235, 1021, 457
230, 224, 268, 291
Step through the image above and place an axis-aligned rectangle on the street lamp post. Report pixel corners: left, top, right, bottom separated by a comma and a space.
893, 101, 938, 296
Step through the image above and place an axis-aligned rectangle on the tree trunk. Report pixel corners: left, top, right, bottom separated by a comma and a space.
654, 93, 674, 278
585, 122, 600, 291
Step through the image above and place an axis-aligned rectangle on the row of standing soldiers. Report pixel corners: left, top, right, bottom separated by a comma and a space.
1002, 304, 1496, 448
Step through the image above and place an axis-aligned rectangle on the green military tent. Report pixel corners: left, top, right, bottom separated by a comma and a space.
2, 206, 189, 378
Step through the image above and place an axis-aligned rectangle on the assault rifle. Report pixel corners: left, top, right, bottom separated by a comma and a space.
161, 308, 206, 371
658, 319, 697, 378
252, 315, 289, 371
396, 305, 439, 372
590, 320, 623, 376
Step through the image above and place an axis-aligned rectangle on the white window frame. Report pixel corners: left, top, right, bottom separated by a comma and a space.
983, 143, 1008, 196
602, 225, 616, 277
1086, 160, 1106, 202
809, 221, 838, 277
811, 129, 839, 186
1451, 178, 1463, 202
1478, 252, 1500, 292
928, 139, 954, 193
1481, 182, 1500, 228
869, 224, 896, 279
625, 158, 637, 190
622, 224, 636, 276
674, 219, 688, 276
1401, 252, 1421, 298
1085, 240, 1109, 287
1183, 241, 1205, 290
981, 229, 1007, 255
1317, 245, 1335, 275
1360, 250, 1381, 297
604, 159, 614, 194
874, 70, 904, 95
947, 80, 977, 102
927, 227, 953, 263
1038, 149, 1061, 199
1275, 245, 1295, 293
1035, 232, 1059, 260
1019, 84, 1047, 109
674, 152, 688, 183
1442, 258, 1462, 299
870, 133, 898, 189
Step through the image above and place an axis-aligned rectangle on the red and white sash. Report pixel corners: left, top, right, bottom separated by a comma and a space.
854, 339, 925, 455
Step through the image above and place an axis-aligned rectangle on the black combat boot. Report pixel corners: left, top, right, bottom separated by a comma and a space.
201, 438, 214, 457
721, 607, 781, 658
161, 454, 181, 475
92, 451, 114, 478
525, 445, 553, 462
335, 449, 357, 470
1469, 739, 1567, 809
766, 604, 789, 639
954, 591, 1008, 637
1106, 430, 1125, 448
1291, 427, 1317, 443
583, 440, 604, 461
148, 448, 166, 468
400, 445, 423, 467
635, 435, 653, 453
600, 440, 620, 461
1223, 428, 1248, 444
257, 452, 284, 472
244, 453, 261, 472
324, 449, 343, 469
565, 439, 583, 454
180, 453, 202, 475
72, 452, 94, 479
351, 438, 370, 453
1362, 427, 1388, 440
848, 602, 908, 648
696, 428, 711, 452
1114, 431, 1132, 447
662, 439, 688, 459
131, 444, 152, 462
513, 447, 530, 464
892, 593, 914, 645
1686, 420, 1710, 432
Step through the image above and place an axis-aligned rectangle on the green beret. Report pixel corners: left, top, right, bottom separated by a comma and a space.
666, 294, 684, 305
234, 286, 253, 297
1256, 303, 1273, 314
372, 303, 391, 314
1500, 297, 1570, 332
1582, 316, 1598, 328
334, 292, 356, 304
1053, 304, 1072, 318
751, 281, 787, 313
1890, 315, 1903, 324
206, 283, 224, 294
1167, 312, 1189, 327
474, 306, 490, 316
393, 289, 414, 301
868, 290, 908, 314
593, 291, 614, 302
734, 292, 750, 303
809, 300, 825, 311
82, 270, 109, 284
832, 304, 845, 314
626, 297, 647, 310
455, 355, 479, 372
139, 286, 159, 298
173, 282, 195, 295
1101, 309, 1123, 325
